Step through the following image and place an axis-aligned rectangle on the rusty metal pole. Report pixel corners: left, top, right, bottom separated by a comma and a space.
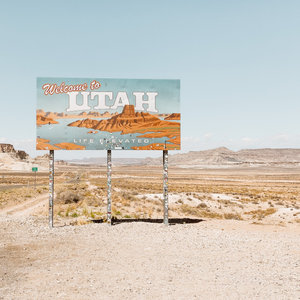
107, 150, 112, 225
49, 150, 54, 228
163, 150, 169, 225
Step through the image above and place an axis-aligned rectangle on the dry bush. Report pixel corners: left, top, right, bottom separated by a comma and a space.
84, 196, 100, 207
198, 211, 223, 219
60, 191, 82, 204
120, 191, 138, 201
0, 187, 43, 207
197, 203, 207, 209
153, 199, 162, 205
244, 208, 277, 219
224, 213, 243, 220
180, 204, 198, 215
120, 198, 131, 206
56, 184, 88, 204
73, 217, 90, 226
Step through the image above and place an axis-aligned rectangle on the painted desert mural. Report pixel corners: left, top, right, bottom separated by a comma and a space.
36, 105, 180, 150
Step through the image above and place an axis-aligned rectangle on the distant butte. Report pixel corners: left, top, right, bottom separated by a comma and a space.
36, 114, 59, 125
67, 105, 181, 143
164, 113, 180, 120
36, 109, 115, 120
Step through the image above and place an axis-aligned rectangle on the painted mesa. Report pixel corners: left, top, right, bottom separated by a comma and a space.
36, 78, 180, 151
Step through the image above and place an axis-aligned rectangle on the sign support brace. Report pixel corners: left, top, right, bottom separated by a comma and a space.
163, 150, 169, 225
49, 150, 54, 228
107, 150, 112, 225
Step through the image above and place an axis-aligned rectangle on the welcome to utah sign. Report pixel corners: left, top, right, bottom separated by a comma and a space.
36, 78, 180, 151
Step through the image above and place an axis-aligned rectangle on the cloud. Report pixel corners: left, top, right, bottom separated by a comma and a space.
203, 132, 213, 143
241, 138, 259, 144
13, 139, 35, 147
10, 139, 44, 158
182, 137, 200, 143
270, 132, 297, 142
204, 132, 213, 138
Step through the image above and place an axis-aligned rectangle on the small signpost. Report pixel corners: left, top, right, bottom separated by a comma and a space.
32, 167, 38, 190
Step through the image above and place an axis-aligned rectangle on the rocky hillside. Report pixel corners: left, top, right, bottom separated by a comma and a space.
141, 147, 300, 167
0, 144, 50, 171
0, 144, 29, 160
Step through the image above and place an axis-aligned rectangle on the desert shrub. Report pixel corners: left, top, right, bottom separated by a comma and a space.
56, 190, 84, 204
84, 196, 100, 207
197, 203, 207, 209
55, 184, 90, 204
180, 204, 198, 215
74, 217, 90, 226
224, 213, 243, 220
120, 191, 137, 201
154, 200, 161, 205
197, 211, 223, 219
244, 208, 277, 219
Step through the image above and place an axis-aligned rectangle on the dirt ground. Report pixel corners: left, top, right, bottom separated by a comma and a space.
1, 165, 300, 299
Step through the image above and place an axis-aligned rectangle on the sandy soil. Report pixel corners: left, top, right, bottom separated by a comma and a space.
1, 166, 300, 299
1, 214, 300, 299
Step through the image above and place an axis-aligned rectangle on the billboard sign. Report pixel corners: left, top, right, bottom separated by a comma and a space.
37, 78, 180, 151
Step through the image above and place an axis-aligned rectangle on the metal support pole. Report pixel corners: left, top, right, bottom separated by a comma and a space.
107, 150, 112, 225
49, 150, 54, 228
163, 150, 169, 225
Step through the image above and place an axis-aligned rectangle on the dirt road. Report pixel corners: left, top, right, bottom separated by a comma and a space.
0, 194, 48, 217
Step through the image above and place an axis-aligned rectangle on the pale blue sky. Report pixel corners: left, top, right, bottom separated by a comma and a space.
0, 0, 300, 159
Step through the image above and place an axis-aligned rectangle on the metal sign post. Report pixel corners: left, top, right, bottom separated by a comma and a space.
163, 150, 169, 225
107, 150, 112, 225
49, 150, 54, 228
32, 167, 38, 189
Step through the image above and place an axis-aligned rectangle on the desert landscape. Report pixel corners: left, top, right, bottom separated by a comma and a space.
1, 144, 300, 299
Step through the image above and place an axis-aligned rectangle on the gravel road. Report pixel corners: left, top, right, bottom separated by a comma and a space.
1, 215, 300, 299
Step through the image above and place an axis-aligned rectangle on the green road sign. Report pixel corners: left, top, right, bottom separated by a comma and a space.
32, 167, 38, 172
